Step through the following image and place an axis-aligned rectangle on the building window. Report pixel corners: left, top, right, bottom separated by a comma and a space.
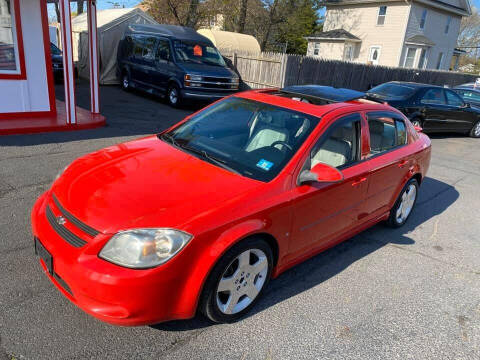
420, 9, 427, 29
313, 42, 320, 56
445, 16, 451, 34
344, 43, 354, 61
377, 6, 387, 25
0, 0, 23, 75
418, 48, 427, 69
369, 46, 381, 65
404, 47, 417, 68
436, 52, 444, 69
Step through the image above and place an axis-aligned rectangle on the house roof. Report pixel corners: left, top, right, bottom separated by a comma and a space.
405, 34, 436, 46
306, 29, 361, 42
322, 0, 471, 17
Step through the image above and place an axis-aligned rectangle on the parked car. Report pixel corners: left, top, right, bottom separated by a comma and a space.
117, 24, 239, 107
453, 86, 480, 108
50, 42, 78, 81
32, 85, 431, 326
367, 81, 480, 138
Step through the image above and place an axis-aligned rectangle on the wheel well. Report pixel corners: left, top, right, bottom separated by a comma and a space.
246, 232, 279, 266
412, 173, 422, 186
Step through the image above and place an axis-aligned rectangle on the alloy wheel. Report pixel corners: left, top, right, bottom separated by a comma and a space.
396, 184, 417, 223
474, 122, 480, 137
122, 76, 129, 89
216, 249, 268, 315
169, 87, 178, 105
411, 119, 421, 128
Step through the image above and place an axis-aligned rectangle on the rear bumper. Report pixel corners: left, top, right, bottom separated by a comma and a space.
31, 191, 196, 326
181, 88, 238, 99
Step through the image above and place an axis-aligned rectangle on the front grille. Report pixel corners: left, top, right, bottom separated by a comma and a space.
52, 194, 100, 237
46, 205, 87, 248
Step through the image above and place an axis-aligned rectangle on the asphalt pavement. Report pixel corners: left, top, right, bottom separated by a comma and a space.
1, 83, 479, 359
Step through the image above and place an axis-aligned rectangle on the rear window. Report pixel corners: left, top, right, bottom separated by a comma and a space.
367, 83, 416, 100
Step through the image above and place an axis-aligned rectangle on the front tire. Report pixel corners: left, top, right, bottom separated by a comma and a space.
199, 237, 273, 323
410, 117, 423, 129
121, 72, 131, 92
470, 121, 480, 138
387, 178, 419, 228
167, 84, 181, 107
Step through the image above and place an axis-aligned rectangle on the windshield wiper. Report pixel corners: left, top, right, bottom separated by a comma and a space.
179, 143, 241, 176
159, 133, 179, 147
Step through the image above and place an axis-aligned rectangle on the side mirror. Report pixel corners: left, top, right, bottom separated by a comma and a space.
298, 163, 344, 185
462, 102, 471, 108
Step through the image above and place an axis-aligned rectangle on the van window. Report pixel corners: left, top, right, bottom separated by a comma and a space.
156, 39, 171, 61
143, 37, 156, 60
173, 40, 226, 67
133, 35, 144, 58
123, 36, 134, 57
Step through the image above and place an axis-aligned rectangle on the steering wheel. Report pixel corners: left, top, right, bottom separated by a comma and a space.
271, 140, 293, 151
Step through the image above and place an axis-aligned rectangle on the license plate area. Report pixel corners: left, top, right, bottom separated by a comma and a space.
35, 237, 53, 275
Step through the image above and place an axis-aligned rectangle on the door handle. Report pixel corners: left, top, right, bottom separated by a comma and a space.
352, 177, 367, 186
398, 160, 408, 168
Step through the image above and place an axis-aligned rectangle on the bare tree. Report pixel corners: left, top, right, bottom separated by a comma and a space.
236, 0, 248, 33
77, 1, 85, 15
54, 2, 61, 22
185, 0, 200, 27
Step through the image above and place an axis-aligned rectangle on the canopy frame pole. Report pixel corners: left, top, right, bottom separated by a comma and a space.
59, 0, 77, 124
87, 0, 100, 114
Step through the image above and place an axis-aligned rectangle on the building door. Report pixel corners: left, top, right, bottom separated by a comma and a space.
369, 46, 381, 65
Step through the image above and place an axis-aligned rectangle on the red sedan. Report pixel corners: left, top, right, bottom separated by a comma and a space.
31, 85, 431, 325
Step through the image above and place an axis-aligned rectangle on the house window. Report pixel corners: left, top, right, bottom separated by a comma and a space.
445, 16, 451, 34
436, 52, 444, 69
344, 43, 354, 61
418, 48, 427, 69
0, 0, 23, 75
313, 42, 320, 56
420, 9, 427, 29
404, 47, 417, 68
377, 6, 387, 25
369, 46, 381, 65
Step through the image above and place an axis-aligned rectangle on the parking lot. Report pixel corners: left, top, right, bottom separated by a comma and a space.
1, 83, 480, 360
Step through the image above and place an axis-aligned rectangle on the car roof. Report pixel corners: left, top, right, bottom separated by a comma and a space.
125, 24, 213, 44
234, 86, 401, 118
379, 81, 442, 89
454, 86, 480, 92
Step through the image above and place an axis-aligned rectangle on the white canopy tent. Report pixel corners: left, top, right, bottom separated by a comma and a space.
73, 8, 157, 84
197, 29, 261, 54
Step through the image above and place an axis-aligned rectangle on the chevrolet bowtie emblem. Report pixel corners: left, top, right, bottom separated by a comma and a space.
56, 216, 66, 225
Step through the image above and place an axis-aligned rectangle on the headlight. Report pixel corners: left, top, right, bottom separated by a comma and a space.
231, 77, 239, 83
99, 229, 192, 269
185, 74, 203, 82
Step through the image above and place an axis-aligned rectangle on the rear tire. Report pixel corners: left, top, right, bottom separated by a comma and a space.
167, 84, 181, 107
199, 237, 273, 323
470, 121, 480, 138
387, 178, 419, 228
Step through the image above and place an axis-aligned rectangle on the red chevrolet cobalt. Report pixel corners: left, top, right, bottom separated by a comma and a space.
32, 85, 431, 325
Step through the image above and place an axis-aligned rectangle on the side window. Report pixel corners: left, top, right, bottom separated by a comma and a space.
420, 88, 446, 105
459, 90, 480, 103
132, 35, 144, 58
156, 39, 171, 62
143, 37, 156, 60
367, 113, 407, 155
123, 36, 134, 57
445, 90, 464, 107
310, 114, 361, 169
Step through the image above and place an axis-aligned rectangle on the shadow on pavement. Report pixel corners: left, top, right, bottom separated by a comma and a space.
153, 176, 459, 331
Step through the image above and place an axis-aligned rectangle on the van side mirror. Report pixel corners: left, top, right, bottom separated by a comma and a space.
298, 163, 344, 185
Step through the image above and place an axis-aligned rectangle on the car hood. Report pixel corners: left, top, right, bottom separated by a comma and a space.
52, 136, 262, 234
177, 62, 236, 78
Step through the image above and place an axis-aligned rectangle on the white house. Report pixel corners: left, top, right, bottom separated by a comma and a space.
306, 0, 471, 71
0, 0, 104, 135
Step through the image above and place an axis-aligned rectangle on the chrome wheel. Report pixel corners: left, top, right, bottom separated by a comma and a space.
169, 87, 178, 105
216, 249, 268, 315
122, 75, 129, 89
474, 122, 480, 137
411, 119, 421, 128
396, 184, 417, 223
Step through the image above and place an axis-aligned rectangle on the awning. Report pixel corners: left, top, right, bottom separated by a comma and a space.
405, 35, 435, 47
305, 28, 361, 42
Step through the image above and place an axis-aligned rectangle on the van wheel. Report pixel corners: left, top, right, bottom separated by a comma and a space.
167, 84, 181, 107
470, 121, 480, 138
199, 237, 273, 323
387, 178, 419, 228
410, 118, 422, 128
122, 73, 131, 92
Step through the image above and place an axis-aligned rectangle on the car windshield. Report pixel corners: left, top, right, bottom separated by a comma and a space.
162, 97, 319, 182
173, 40, 226, 67
368, 83, 416, 100
50, 43, 62, 55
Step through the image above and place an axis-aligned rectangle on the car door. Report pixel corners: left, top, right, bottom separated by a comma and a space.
289, 113, 370, 256
152, 38, 173, 92
444, 89, 475, 132
129, 34, 146, 84
418, 87, 449, 132
364, 112, 413, 219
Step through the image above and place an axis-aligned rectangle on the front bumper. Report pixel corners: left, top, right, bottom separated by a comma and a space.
180, 88, 238, 100
31, 191, 195, 326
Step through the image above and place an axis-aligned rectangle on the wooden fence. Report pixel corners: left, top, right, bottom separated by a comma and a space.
220, 50, 477, 91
